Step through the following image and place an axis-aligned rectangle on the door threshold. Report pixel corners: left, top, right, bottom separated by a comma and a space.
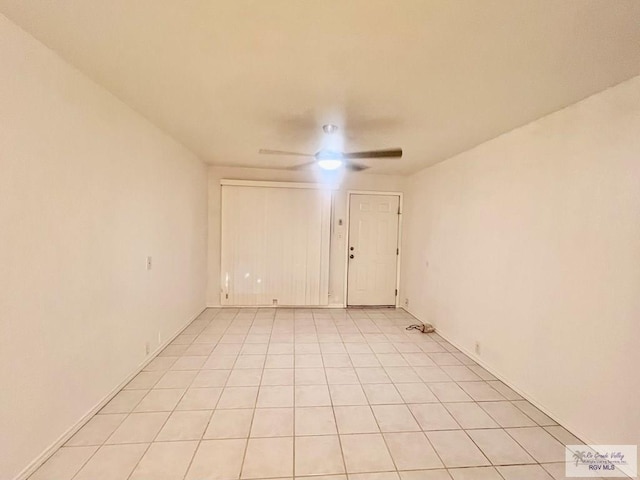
346, 305, 397, 309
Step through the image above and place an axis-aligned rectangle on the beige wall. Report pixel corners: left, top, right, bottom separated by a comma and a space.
0, 16, 208, 480
401, 76, 640, 449
207, 166, 406, 306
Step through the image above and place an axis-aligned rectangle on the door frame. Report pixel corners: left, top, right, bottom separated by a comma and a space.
343, 190, 403, 308
219, 179, 336, 307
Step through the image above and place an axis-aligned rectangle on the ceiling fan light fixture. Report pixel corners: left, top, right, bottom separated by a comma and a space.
258, 126, 401, 172
322, 124, 338, 134
317, 159, 343, 170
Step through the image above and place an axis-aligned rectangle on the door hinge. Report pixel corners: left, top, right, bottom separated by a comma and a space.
395, 289, 398, 296
396, 248, 399, 255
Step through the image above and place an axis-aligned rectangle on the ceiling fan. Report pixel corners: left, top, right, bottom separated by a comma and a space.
259, 124, 402, 171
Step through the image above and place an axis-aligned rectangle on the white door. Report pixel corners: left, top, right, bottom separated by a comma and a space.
347, 194, 400, 306
221, 184, 331, 306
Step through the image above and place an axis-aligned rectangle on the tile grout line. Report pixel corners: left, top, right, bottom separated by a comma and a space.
68, 310, 216, 480
317, 314, 349, 478
159, 308, 224, 480
38, 308, 579, 480
238, 310, 271, 479
174, 308, 232, 480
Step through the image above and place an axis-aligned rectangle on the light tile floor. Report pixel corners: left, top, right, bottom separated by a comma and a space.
30, 308, 602, 480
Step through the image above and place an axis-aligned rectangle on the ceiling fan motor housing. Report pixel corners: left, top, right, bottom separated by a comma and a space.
315, 150, 343, 160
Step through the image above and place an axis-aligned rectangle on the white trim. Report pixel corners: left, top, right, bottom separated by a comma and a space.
220, 179, 338, 190
344, 190, 404, 308
397, 194, 404, 308
318, 190, 333, 304
13, 307, 207, 480
219, 182, 224, 305
207, 304, 345, 309
344, 189, 404, 196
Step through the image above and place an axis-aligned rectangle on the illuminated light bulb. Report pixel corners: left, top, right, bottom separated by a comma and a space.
317, 159, 343, 170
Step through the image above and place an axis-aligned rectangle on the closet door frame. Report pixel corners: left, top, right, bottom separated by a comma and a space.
220, 179, 335, 307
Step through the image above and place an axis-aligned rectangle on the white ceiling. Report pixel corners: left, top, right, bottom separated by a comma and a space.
2, 1, 640, 174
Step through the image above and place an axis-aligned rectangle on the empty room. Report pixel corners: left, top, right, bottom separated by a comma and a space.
1, 1, 639, 480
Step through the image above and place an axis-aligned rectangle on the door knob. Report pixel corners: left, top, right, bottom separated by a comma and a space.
349, 254, 354, 259
350, 247, 355, 251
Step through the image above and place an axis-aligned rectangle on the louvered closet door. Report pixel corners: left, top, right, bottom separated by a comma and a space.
221, 185, 331, 306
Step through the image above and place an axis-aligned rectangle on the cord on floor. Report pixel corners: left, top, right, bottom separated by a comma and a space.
406, 323, 435, 333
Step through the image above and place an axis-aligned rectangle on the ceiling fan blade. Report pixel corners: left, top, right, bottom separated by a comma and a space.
345, 161, 370, 172
259, 149, 315, 157
343, 148, 403, 159
286, 160, 318, 170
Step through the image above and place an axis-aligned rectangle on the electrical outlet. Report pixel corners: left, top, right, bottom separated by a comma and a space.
146, 256, 152, 270
475, 341, 481, 355
145, 342, 150, 355
404, 298, 409, 308
272, 299, 278, 306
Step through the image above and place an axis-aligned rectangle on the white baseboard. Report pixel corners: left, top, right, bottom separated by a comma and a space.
206, 304, 348, 309
206, 304, 403, 309
399, 307, 600, 449
432, 325, 640, 478
13, 306, 207, 480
